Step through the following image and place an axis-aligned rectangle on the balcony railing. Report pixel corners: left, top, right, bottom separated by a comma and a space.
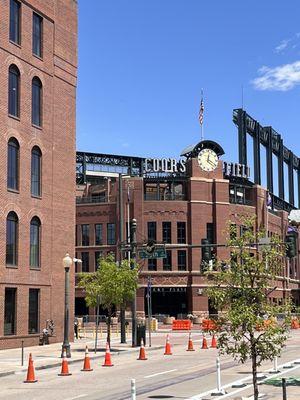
144, 193, 186, 201
76, 195, 116, 205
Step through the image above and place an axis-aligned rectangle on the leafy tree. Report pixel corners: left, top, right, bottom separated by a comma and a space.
78, 255, 138, 345
206, 216, 291, 400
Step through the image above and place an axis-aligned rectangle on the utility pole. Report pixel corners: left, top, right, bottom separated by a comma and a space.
131, 218, 137, 347
119, 173, 126, 344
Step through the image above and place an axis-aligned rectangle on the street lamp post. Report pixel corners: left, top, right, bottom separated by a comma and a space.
61, 253, 72, 358
131, 219, 137, 347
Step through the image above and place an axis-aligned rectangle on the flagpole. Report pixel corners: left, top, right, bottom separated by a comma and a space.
199, 89, 204, 141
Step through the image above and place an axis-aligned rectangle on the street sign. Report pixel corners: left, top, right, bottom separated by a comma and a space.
139, 248, 166, 259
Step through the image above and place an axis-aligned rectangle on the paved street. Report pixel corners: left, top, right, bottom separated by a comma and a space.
1, 330, 300, 400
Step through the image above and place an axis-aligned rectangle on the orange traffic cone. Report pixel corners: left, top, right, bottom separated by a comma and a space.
211, 334, 217, 348
81, 345, 93, 371
24, 353, 37, 383
137, 338, 147, 360
186, 332, 195, 351
201, 335, 208, 350
58, 349, 72, 376
102, 342, 114, 367
164, 334, 172, 355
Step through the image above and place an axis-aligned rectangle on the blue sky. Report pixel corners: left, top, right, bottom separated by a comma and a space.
77, 1, 300, 164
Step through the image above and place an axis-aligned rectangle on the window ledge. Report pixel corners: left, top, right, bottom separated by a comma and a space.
7, 188, 20, 194
31, 195, 42, 200
8, 114, 20, 121
6, 265, 18, 269
32, 124, 43, 130
30, 267, 41, 271
9, 40, 21, 48
33, 53, 43, 61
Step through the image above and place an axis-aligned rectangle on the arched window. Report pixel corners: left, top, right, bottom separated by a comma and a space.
31, 146, 42, 196
6, 212, 19, 266
30, 217, 41, 268
32, 77, 42, 126
7, 138, 19, 191
8, 65, 20, 117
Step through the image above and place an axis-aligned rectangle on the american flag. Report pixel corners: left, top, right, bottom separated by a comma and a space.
199, 98, 204, 126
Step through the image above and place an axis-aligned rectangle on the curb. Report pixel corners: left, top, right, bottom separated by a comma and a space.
0, 344, 165, 379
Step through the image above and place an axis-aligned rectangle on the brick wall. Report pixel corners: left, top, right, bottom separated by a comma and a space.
0, 0, 77, 349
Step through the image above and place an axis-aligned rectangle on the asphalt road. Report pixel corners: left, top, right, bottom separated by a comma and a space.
1, 332, 300, 400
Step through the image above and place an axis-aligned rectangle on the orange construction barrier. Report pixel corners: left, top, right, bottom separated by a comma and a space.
172, 320, 192, 330
201, 335, 208, 350
211, 334, 217, 348
291, 318, 299, 329
164, 334, 172, 355
81, 345, 93, 371
102, 342, 114, 367
186, 332, 195, 352
202, 319, 218, 332
137, 338, 147, 360
58, 350, 72, 376
24, 353, 38, 383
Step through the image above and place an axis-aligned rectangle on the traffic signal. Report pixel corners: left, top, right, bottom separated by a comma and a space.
201, 239, 212, 263
286, 234, 297, 258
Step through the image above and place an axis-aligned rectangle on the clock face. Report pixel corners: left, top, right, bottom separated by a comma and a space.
198, 149, 219, 171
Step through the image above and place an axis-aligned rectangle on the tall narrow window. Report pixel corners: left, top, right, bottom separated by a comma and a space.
6, 212, 18, 266
177, 222, 186, 244
81, 224, 89, 246
9, 0, 21, 45
148, 259, 157, 271
107, 223, 116, 245
30, 217, 41, 268
4, 288, 17, 335
162, 222, 171, 243
81, 252, 89, 272
95, 251, 102, 270
95, 224, 103, 245
32, 13, 43, 57
31, 146, 41, 196
147, 222, 156, 241
163, 250, 172, 271
32, 77, 42, 126
7, 138, 19, 191
178, 250, 187, 271
28, 289, 40, 334
8, 65, 20, 117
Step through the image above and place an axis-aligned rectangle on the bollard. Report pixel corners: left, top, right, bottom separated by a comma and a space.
282, 378, 287, 400
21, 340, 24, 366
274, 356, 278, 372
131, 378, 136, 400
211, 357, 226, 396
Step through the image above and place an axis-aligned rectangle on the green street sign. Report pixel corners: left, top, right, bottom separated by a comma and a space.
139, 248, 167, 259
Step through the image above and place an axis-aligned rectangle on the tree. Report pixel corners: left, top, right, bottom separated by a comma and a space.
78, 255, 138, 346
206, 216, 291, 400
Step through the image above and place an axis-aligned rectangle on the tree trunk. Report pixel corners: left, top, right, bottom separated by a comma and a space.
107, 308, 112, 347
250, 334, 259, 400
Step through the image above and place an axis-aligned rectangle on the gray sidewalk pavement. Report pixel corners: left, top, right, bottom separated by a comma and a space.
0, 330, 195, 378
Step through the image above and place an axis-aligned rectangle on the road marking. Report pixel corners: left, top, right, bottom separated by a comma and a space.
187, 359, 300, 400
63, 395, 88, 400
144, 369, 178, 379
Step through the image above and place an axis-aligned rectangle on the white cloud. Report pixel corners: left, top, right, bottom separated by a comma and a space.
252, 61, 300, 91
274, 39, 290, 53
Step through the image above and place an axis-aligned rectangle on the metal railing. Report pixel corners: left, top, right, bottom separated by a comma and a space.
76, 195, 116, 204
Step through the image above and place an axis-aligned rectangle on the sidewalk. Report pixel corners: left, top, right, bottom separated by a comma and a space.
0, 333, 163, 378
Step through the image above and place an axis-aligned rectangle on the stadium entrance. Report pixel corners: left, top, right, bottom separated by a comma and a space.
145, 287, 188, 317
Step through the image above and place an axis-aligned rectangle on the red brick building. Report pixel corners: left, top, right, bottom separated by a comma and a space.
0, 0, 77, 349
75, 129, 300, 319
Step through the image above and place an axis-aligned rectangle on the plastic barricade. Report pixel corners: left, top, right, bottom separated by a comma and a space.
201, 319, 218, 332
172, 320, 192, 331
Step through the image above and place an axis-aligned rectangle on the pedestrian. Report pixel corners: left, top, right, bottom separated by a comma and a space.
74, 318, 79, 339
